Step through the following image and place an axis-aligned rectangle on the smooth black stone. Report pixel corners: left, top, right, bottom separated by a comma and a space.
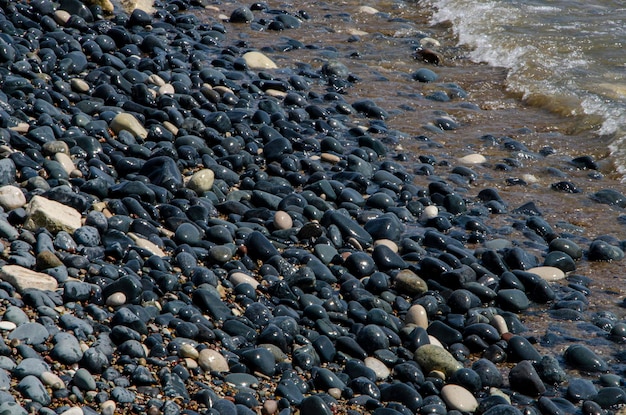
593, 387, 626, 408
496, 289, 530, 312
240, 348, 275, 376
509, 360, 546, 396
472, 358, 503, 387
426, 320, 462, 346
449, 368, 482, 393
138, 156, 183, 193
591, 189, 626, 207
564, 344, 609, 372
324, 211, 373, 248
192, 289, 232, 323
245, 231, 279, 262
483, 404, 523, 415
506, 335, 542, 363
344, 252, 376, 278
356, 324, 390, 353
567, 378, 598, 402
300, 395, 332, 415
364, 214, 404, 241
587, 240, 624, 261
379, 383, 422, 411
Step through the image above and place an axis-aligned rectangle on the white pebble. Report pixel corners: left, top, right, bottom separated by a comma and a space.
54, 10, 71, 25
0, 321, 16, 331
458, 153, 487, 164
422, 205, 439, 220
405, 304, 428, 328
41, 371, 65, 390
187, 169, 215, 194
420, 37, 441, 48
441, 384, 479, 412
527, 266, 566, 281
273, 210, 293, 230
179, 343, 199, 359
230, 272, 259, 289
70, 78, 90, 93
105, 292, 126, 307
364, 357, 390, 380
198, 349, 229, 372
55, 152, 75, 175
0, 185, 26, 211
242, 51, 277, 69
59, 408, 83, 415
373, 239, 399, 253
358, 5, 379, 14
158, 83, 175, 96
428, 335, 444, 348
100, 400, 116, 415
491, 315, 508, 335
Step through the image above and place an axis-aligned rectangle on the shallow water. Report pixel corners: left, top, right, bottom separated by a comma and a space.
194, 0, 626, 373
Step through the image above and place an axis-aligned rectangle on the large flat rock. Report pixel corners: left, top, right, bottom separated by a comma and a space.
0, 265, 58, 293
23, 195, 82, 234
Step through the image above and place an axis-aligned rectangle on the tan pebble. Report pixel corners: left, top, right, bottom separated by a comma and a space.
489, 387, 511, 403
242, 51, 278, 69
214, 86, 234, 95
405, 304, 428, 328
70, 78, 90, 93
54, 10, 71, 24
105, 292, 126, 307
147, 74, 165, 86
373, 239, 398, 252
266, 89, 286, 98
230, 272, 259, 289
429, 370, 446, 380
70, 169, 83, 178
158, 84, 175, 96
273, 210, 293, 230
179, 343, 199, 359
163, 121, 179, 135
55, 152, 75, 175
358, 5, 379, 14
321, 153, 341, 163
198, 348, 229, 372
262, 399, 278, 415
328, 387, 342, 399
458, 153, 487, 164
9, 122, 29, 133
101, 400, 117, 415
527, 266, 566, 281
41, 371, 65, 390
441, 384, 479, 412
422, 205, 439, 219
185, 357, 198, 369
110, 112, 148, 139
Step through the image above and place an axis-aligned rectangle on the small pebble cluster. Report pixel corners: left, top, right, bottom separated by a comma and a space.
0, 0, 625, 415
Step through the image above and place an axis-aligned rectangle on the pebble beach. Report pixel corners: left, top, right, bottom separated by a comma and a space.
0, 0, 625, 414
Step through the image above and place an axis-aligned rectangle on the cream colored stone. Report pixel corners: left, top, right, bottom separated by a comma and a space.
0, 321, 16, 331
230, 272, 259, 289
321, 153, 341, 163
364, 357, 390, 380
70, 78, 90, 93
405, 304, 428, 328
491, 315, 508, 335
422, 205, 439, 219
158, 84, 175, 96
54, 10, 71, 25
273, 210, 293, 230
420, 37, 441, 48
266, 89, 286, 98
242, 51, 278, 69
100, 400, 116, 415
59, 406, 83, 415
198, 349, 229, 372
41, 371, 65, 390
0, 265, 58, 293
358, 5, 379, 14
110, 112, 148, 139
179, 343, 199, 359
373, 239, 399, 253
442, 384, 479, 412
187, 169, 215, 194
105, 292, 126, 307
527, 266, 566, 281
458, 153, 487, 164
24, 195, 82, 234
148, 74, 166, 86
128, 233, 166, 257
0, 185, 26, 211
55, 152, 75, 175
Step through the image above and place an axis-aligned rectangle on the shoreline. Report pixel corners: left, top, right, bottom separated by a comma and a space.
0, 0, 625, 413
